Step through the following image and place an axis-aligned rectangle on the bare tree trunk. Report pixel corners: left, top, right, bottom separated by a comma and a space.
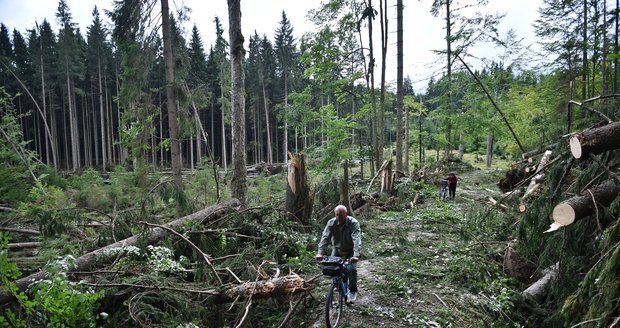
379, 0, 388, 168
262, 83, 273, 163
339, 159, 352, 214
161, 0, 184, 217
395, 0, 404, 172
228, 0, 247, 208
486, 133, 493, 168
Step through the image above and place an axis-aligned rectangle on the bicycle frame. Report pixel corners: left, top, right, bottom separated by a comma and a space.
324, 259, 349, 328
440, 180, 448, 200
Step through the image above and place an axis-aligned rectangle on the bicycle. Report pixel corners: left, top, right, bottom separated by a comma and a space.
439, 179, 448, 200
320, 256, 351, 328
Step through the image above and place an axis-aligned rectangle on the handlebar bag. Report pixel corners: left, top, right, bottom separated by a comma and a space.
321, 256, 344, 276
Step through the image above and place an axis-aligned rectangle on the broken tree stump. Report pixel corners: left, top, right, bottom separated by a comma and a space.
0, 199, 240, 304
569, 121, 620, 159
547, 179, 620, 232
286, 152, 312, 225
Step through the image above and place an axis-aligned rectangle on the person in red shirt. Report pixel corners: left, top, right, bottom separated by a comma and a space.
446, 173, 458, 199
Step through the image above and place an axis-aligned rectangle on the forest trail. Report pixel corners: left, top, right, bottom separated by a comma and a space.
306, 167, 510, 327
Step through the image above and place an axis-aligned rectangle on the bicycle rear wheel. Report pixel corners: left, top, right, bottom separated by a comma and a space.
324, 282, 344, 328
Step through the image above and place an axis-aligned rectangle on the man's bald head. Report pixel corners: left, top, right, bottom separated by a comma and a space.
335, 205, 348, 224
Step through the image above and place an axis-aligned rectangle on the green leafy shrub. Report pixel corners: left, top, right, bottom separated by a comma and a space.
26, 256, 104, 327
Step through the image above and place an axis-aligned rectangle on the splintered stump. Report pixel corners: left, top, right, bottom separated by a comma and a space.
569, 121, 620, 159
547, 179, 620, 232
286, 152, 312, 225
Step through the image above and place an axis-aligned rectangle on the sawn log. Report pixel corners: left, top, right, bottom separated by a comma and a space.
569, 121, 620, 159
547, 179, 620, 232
0, 199, 240, 304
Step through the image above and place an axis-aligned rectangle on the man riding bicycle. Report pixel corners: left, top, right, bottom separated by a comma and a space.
315, 205, 362, 302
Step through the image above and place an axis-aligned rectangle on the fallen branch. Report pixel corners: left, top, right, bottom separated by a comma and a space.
521, 143, 557, 160
0, 199, 240, 304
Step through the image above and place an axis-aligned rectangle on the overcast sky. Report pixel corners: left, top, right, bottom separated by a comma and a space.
0, 0, 541, 92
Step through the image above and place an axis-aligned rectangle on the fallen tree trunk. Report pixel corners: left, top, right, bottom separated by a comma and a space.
522, 262, 559, 302
521, 143, 557, 160
211, 274, 307, 304
0, 199, 240, 304
8, 242, 40, 250
0, 227, 40, 235
547, 179, 620, 232
569, 121, 620, 159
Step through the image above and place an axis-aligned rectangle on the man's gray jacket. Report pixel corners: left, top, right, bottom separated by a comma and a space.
317, 216, 361, 258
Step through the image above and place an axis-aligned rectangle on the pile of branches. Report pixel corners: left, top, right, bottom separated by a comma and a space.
0, 199, 321, 327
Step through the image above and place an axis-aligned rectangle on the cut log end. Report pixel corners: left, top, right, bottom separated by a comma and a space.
552, 203, 576, 226
569, 136, 582, 159
519, 203, 526, 213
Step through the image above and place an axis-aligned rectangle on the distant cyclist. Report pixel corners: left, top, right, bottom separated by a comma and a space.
315, 205, 361, 302
446, 173, 458, 199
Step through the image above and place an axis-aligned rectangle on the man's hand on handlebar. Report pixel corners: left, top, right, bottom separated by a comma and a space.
349, 256, 359, 263
315, 254, 324, 261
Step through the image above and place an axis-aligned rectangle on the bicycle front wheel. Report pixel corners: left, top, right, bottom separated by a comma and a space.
324, 282, 344, 328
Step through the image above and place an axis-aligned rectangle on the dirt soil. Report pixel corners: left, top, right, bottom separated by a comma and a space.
303, 167, 514, 328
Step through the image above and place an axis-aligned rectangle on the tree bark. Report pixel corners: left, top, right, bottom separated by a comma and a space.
161, 0, 183, 217
206, 274, 307, 304
522, 263, 559, 302
486, 133, 493, 168
380, 159, 394, 195
395, 0, 404, 172
0, 199, 240, 304
521, 143, 558, 160
285, 152, 312, 225
548, 179, 620, 232
339, 160, 352, 214
569, 121, 620, 159
228, 0, 247, 208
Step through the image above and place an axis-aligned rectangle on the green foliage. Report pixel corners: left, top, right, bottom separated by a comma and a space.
18, 181, 76, 237
184, 158, 227, 207
245, 173, 285, 207
67, 168, 110, 210
0, 87, 40, 204
107, 165, 139, 208
0, 233, 31, 328
0, 242, 103, 327
25, 256, 103, 327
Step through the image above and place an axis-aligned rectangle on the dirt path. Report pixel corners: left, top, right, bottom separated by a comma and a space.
305, 168, 510, 327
